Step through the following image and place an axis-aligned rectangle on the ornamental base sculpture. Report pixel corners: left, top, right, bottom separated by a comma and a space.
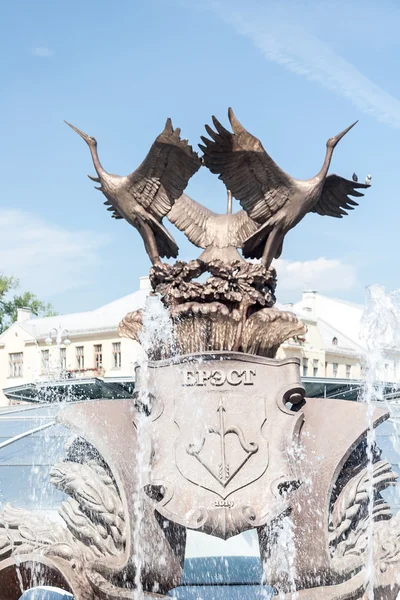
1, 352, 399, 600
0, 108, 397, 599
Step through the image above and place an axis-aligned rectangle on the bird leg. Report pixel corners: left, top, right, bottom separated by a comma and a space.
136, 219, 161, 265
261, 229, 283, 269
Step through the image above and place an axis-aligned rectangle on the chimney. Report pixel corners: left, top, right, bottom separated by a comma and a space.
139, 276, 151, 291
17, 307, 32, 323
302, 290, 317, 318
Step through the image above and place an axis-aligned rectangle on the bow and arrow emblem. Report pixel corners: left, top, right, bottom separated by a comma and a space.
187, 397, 259, 487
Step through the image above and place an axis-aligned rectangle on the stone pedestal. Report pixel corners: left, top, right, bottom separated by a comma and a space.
1, 353, 399, 599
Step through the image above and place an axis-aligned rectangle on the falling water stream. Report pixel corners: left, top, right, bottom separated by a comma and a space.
5, 285, 400, 599
360, 285, 400, 599
133, 295, 175, 599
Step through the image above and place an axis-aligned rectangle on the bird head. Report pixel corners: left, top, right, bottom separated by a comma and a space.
326, 121, 358, 149
64, 121, 97, 148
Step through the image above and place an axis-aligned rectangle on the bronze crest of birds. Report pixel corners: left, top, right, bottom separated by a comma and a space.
65, 119, 201, 265
168, 190, 258, 263
200, 108, 369, 269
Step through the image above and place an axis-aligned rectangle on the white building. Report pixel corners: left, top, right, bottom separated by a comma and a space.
1, 281, 399, 406
289, 290, 400, 383
0, 277, 150, 406
277, 291, 365, 382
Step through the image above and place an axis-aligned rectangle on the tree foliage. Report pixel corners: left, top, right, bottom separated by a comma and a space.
0, 274, 56, 333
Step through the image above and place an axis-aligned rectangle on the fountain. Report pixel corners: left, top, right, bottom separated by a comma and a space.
1, 109, 399, 599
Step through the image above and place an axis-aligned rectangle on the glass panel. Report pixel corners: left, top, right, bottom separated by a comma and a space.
376, 421, 397, 436
7, 405, 63, 418
0, 405, 46, 416
170, 585, 274, 599
0, 419, 54, 440
0, 406, 29, 415
29, 424, 71, 438
378, 446, 400, 465
0, 465, 66, 510
181, 556, 264, 585
381, 483, 400, 514
0, 427, 71, 465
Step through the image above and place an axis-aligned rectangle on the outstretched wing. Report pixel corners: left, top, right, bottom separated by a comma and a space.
228, 209, 259, 248
168, 194, 215, 249
312, 174, 368, 218
128, 119, 202, 220
168, 194, 258, 250
200, 108, 294, 223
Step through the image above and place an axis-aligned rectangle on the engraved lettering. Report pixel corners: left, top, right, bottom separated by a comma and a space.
214, 500, 234, 508
210, 370, 224, 386
184, 371, 197, 386
183, 368, 256, 387
226, 369, 242, 386
243, 369, 256, 385
197, 370, 210, 386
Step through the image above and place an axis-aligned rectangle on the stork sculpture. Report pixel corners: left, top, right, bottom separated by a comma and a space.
65, 119, 201, 265
168, 190, 258, 263
200, 108, 369, 269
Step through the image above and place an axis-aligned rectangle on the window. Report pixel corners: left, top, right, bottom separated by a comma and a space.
9, 352, 23, 378
332, 337, 338, 346
313, 359, 318, 377
94, 344, 103, 369
41, 349, 49, 373
112, 342, 121, 369
76, 346, 84, 370
325, 361, 328, 377
333, 363, 338, 378
346, 364, 351, 379
302, 358, 308, 377
60, 347, 67, 370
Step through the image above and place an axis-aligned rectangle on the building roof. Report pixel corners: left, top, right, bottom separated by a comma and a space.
317, 318, 364, 355
0, 277, 150, 342
293, 292, 365, 350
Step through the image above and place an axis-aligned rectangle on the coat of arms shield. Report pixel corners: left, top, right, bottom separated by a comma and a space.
140, 352, 305, 539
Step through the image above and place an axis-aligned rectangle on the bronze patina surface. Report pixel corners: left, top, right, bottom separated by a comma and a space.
2, 110, 399, 600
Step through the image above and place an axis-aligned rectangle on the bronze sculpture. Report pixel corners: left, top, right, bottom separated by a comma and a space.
65, 119, 201, 265
2, 109, 399, 600
168, 191, 258, 263
200, 108, 369, 268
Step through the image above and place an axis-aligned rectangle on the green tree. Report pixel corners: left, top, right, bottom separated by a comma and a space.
0, 274, 56, 333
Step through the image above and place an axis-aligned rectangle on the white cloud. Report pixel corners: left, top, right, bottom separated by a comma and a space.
275, 257, 356, 296
31, 47, 53, 57
0, 210, 110, 298
208, 1, 400, 129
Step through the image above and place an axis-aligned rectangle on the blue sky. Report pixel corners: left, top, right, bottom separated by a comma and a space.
0, 0, 399, 314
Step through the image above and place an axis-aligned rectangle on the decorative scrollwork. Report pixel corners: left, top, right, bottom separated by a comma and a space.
329, 460, 397, 558
120, 260, 304, 359
0, 439, 128, 598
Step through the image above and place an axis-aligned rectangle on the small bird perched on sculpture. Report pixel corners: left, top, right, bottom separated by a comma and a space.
365, 174, 372, 186
200, 108, 369, 269
65, 119, 201, 265
168, 190, 258, 263
352, 172, 358, 182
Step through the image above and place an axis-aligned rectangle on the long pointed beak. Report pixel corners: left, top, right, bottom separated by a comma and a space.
334, 120, 358, 144
64, 120, 92, 144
